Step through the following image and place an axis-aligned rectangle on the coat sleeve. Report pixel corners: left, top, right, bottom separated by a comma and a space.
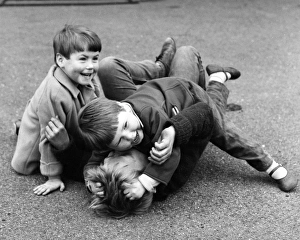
137, 106, 181, 185
142, 102, 213, 184
143, 146, 181, 185
167, 102, 214, 146
37, 85, 72, 177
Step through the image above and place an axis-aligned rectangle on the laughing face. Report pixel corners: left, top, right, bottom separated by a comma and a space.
108, 103, 144, 151
56, 50, 100, 86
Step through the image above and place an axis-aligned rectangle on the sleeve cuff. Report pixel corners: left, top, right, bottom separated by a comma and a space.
138, 174, 159, 193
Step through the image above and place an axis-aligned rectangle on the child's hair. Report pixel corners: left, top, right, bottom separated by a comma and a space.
53, 24, 102, 64
78, 97, 124, 151
86, 151, 153, 219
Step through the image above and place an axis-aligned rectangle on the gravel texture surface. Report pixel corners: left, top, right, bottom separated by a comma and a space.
1, 0, 300, 239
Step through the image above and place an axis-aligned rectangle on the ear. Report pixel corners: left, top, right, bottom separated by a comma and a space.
107, 151, 116, 158
55, 53, 65, 68
118, 102, 131, 112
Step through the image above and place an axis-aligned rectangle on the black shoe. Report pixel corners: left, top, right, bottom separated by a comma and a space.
206, 64, 241, 80
155, 37, 176, 76
13, 119, 21, 135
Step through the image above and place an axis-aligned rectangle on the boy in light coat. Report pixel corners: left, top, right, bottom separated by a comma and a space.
11, 24, 102, 195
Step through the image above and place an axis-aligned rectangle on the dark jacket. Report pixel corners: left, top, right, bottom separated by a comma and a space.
66, 77, 214, 194
124, 77, 214, 196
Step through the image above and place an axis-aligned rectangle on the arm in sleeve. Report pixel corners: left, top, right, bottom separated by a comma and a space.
140, 103, 213, 184
135, 105, 182, 185
143, 146, 181, 185
37, 92, 70, 177
168, 102, 214, 146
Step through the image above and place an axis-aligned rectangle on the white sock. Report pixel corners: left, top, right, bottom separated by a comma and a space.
209, 72, 230, 83
266, 160, 287, 180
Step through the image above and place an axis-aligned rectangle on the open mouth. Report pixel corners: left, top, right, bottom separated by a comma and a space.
132, 131, 140, 145
81, 72, 93, 77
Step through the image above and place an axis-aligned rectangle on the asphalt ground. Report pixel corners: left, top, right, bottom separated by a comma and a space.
1, 0, 300, 239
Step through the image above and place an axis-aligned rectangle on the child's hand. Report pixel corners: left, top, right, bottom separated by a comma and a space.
45, 116, 70, 151
86, 180, 104, 197
122, 179, 146, 200
33, 176, 65, 196
149, 126, 175, 165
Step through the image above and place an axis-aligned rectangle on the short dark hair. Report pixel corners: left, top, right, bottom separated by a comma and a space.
86, 152, 153, 218
53, 24, 102, 64
78, 97, 124, 151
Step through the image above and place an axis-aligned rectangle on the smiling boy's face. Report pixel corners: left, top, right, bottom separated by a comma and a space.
108, 103, 144, 151
57, 50, 100, 86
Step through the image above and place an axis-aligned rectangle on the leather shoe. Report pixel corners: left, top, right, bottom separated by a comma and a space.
276, 173, 298, 192
156, 37, 176, 76
206, 64, 241, 80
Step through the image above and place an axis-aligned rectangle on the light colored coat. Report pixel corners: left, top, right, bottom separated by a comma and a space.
11, 65, 101, 177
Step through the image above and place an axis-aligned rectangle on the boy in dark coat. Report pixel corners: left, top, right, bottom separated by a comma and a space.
77, 45, 297, 218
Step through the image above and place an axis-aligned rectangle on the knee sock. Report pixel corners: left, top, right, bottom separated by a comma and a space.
209, 72, 231, 83
266, 160, 287, 180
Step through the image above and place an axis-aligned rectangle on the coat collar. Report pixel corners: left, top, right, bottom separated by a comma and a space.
52, 65, 80, 99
